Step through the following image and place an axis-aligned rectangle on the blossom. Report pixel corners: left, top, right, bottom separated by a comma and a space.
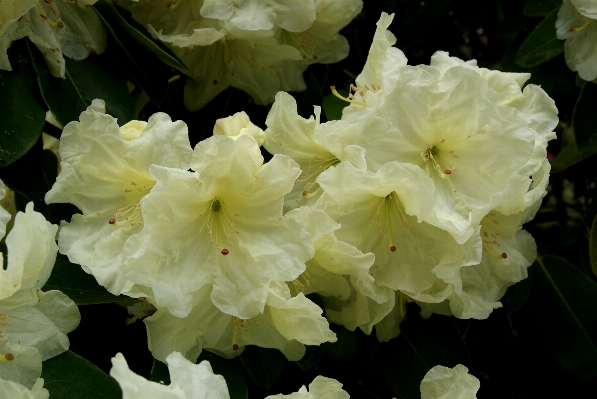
264, 91, 368, 211
265, 376, 349, 399
110, 351, 229, 399
125, 0, 361, 110
123, 134, 313, 319
319, 57, 548, 245
316, 161, 481, 297
0, 377, 49, 399
144, 282, 336, 363
420, 364, 480, 399
557, 0, 597, 81
213, 111, 265, 146
418, 202, 539, 319
0, 0, 106, 78
45, 100, 193, 296
0, 203, 80, 387
284, 205, 395, 337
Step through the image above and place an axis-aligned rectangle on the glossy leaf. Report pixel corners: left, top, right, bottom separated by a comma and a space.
502, 270, 534, 315
29, 42, 134, 128
239, 346, 285, 390
523, 0, 562, 16
515, 10, 564, 68
572, 82, 597, 149
44, 256, 130, 305
0, 41, 46, 168
94, 1, 169, 105
93, 0, 186, 70
370, 314, 472, 399
41, 351, 122, 399
198, 352, 248, 399
322, 89, 348, 121
0, 138, 51, 202
530, 256, 597, 382
551, 137, 597, 172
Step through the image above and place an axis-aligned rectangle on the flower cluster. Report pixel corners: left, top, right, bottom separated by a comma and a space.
556, 0, 597, 81
0, 0, 106, 78
44, 12, 556, 369
0, 181, 80, 388
117, 0, 363, 110
111, 351, 479, 399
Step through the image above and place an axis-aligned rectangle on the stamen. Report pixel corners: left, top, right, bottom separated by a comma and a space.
330, 86, 367, 106
421, 144, 457, 178
198, 198, 238, 254
298, 157, 340, 198
571, 19, 592, 32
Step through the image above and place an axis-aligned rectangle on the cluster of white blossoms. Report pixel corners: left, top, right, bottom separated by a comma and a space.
44, 11, 556, 368
111, 351, 479, 399
115, 0, 363, 110
0, 181, 80, 389
556, 0, 597, 81
0, 0, 106, 78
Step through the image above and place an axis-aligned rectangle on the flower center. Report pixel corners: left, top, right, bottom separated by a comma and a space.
202, 40, 231, 85
420, 143, 458, 179
287, 31, 318, 60
108, 181, 153, 227
375, 193, 411, 252
231, 315, 260, 351
197, 198, 239, 255
299, 156, 340, 198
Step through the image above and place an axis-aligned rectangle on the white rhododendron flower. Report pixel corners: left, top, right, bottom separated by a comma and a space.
45, 100, 193, 296
0, 377, 49, 399
420, 364, 480, 399
144, 282, 336, 363
110, 351, 229, 399
265, 376, 349, 399
284, 206, 395, 337
316, 161, 481, 296
557, 0, 597, 81
0, 180, 11, 238
0, 0, 106, 78
319, 65, 541, 244
264, 92, 368, 211
125, 0, 361, 110
124, 134, 313, 319
213, 111, 266, 146
0, 204, 80, 387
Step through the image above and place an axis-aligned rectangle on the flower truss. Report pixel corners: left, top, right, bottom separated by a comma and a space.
557, 0, 597, 81
0, 188, 80, 388
119, 0, 363, 110
0, 0, 106, 78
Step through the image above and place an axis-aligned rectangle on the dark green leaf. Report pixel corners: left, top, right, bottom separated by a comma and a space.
150, 359, 170, 385
0, 41, 46, 168
370, 315, 472, 399
198, 352, 248, 399
44, 256, 130, 305
573, 82, 597, 149
239, 346, 285, 389
502, 270, 534, 315
590, 213, 597, 278
523, 0, 563, 16
551, 138, 597, 172
0, 137, 51, 202
41, 351, 122, 399
93, 1, 169, 105
94, 0, 185, 70
29, 41, 134, 127
529, 256, 597, 381
322, 89, 348, 121
515, 10, 564, 68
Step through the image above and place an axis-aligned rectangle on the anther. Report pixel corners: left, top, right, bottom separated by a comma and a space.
221, 249, 229, 255
109, 219, 116, 225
